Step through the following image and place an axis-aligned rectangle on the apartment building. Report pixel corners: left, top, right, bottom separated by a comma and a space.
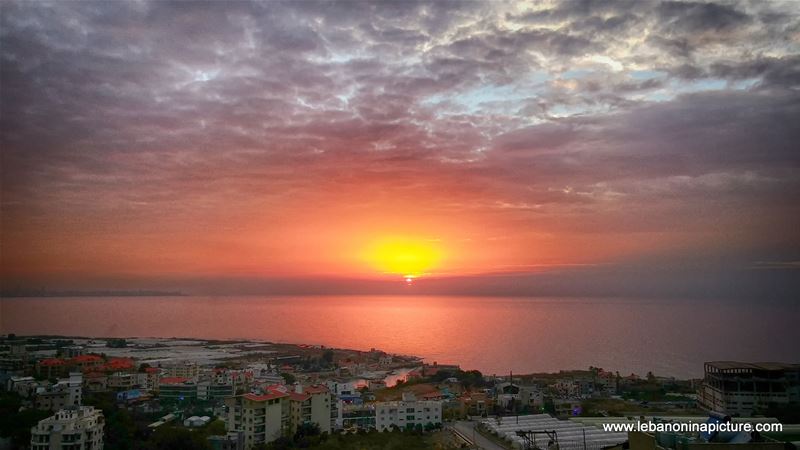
225, 391, 289, 449
287, 384, 332, 434
30, 406, 104, 450
699, 361, 800, 415
159, 377, 198, 402
163, 361, 200, 380
198, 380, 235, 401
375, 393, 442, 431
34, 373, 82, 412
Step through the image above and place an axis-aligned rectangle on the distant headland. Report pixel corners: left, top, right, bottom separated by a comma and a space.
0, 289, 184, 298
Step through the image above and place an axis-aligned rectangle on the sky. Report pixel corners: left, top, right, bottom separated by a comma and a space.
1, 0, 798, 298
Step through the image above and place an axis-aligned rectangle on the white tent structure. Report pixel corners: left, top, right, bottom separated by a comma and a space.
481, 414, 628, 450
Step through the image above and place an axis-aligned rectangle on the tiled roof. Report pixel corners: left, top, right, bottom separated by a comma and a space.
304, 384, 329, 394
103, 358, 135, 371
72, 354, 103, 363
39, 358, 66, 366
243, 391, 288, 402
288, 392, 311, 401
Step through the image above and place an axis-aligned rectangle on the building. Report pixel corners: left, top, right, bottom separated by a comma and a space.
70, 354, 104, 372
159, 377, 198, 402
325, 378, 364, 397
208, 431, 245, 450
84, 371, 108, 392
496, 381, 544, 412
224, 384, 333, 449
184, 415, 212, 427
198, 380, 235, 401
225, 391, 288, 449
287, 384, 332, 434
37, 358, 68, 378
375, 393, 442, 431
106, 372, 138, 390
143, 366, 162, 391
30, 406, 104, 450
62, 346, 85, 358
34, 373, 83, 411
699, 361, 800, 415
163, 361, 200, 380
6, 375, 37, 397
337, 402, 376, 430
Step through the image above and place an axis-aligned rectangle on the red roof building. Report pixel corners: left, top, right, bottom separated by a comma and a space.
304, 384, 329, 394
102, 358, 135, 372
159, 376, 190, 385
243, 391, 288, 402
71, 354, 104, 368
39, 358, 66, 367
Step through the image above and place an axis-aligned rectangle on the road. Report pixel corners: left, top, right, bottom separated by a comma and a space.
450, 420, 510, 450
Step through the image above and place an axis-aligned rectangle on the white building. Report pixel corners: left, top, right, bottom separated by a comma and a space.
375, 393, 442, 431
30, 406, 104, 450
325, 378, 364, 396
184, 415, 211, 427
34, 373, 83, 411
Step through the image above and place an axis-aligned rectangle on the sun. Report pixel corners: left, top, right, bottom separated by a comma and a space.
364, 237, 442, 279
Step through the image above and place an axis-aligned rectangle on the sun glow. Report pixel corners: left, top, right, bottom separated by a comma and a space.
364, 237, 442, 278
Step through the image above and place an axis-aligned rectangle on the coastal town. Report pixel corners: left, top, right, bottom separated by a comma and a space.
1, 335, 798, 450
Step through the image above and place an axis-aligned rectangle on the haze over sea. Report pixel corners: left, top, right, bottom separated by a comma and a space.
1, 295, 797, 379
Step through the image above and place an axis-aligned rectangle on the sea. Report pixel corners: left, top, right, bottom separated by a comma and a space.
1, 295, 797, 379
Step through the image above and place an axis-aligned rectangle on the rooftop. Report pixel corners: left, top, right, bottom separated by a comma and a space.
72, 354, 103, 363
39, 358, 66, 367
706, 361, 800, 371
243, 391, 288, 402
288, 392, 312, 402
304, 384, 329, 394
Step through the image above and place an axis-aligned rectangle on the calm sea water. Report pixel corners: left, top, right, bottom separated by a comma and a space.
1, 296, 797, 378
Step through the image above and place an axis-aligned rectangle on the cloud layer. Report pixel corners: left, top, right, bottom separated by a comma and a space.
1, 0, 798, 296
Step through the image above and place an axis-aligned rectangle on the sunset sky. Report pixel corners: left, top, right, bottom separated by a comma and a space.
1, 1, 798, 297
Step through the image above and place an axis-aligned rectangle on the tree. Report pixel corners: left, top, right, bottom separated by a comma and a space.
322, 349, 334, 365
0, 392, 51, 449
294, 422, 321, 441
107, 338, 128, 348
147, 426, 212, 450
281, 372, 296, 384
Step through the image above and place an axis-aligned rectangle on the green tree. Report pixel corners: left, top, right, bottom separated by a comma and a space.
322, 349, 334, 365
281, 372, 296, 384
147, 426, 212, 450
0, 392, 51, 449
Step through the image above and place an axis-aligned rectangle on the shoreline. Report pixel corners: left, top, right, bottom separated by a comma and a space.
1, 333, 701, 382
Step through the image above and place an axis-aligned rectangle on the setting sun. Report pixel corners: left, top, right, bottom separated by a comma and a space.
363, 237, 443, 278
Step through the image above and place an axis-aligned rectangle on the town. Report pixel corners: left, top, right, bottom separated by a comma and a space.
1, 335, 798, 450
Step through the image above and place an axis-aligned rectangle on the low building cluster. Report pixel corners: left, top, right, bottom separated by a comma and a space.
2, 335, 797, 450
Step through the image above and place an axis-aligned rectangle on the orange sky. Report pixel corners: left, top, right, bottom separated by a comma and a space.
1, 1, 798, 296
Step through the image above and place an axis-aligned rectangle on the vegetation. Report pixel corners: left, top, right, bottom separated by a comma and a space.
281, 372, 297, 384
106, 338, 129, 348
322, 349, 335, 365
0, 391, 51, 448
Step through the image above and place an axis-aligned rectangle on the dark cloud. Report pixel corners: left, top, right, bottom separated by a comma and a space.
1, 0, 798, 296
656, 1, 751, 33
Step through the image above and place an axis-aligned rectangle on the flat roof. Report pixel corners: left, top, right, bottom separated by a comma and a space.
707, 361, 800, 371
